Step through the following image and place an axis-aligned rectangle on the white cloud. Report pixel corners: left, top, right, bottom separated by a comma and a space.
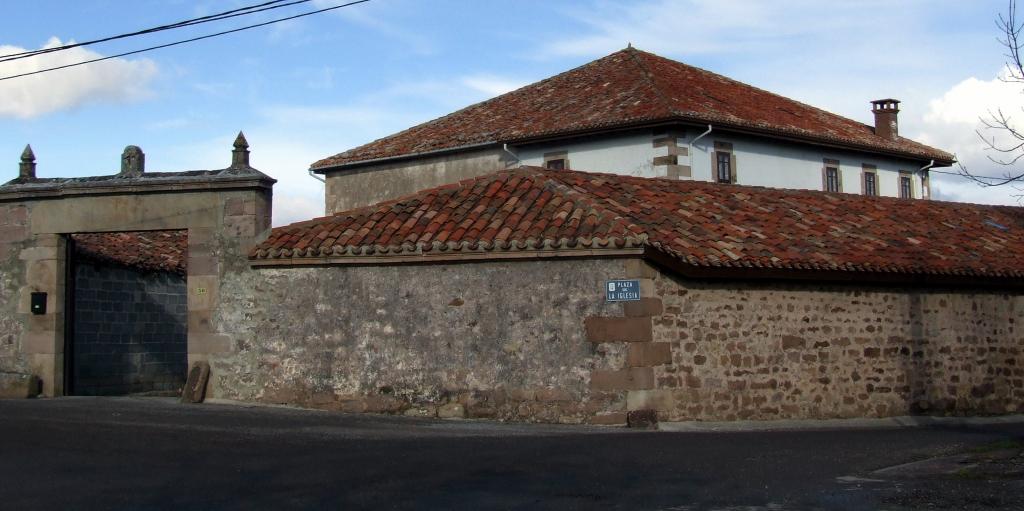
0, 37, 157, 118
461, 75, 527, 97
913, 67, 1024, 205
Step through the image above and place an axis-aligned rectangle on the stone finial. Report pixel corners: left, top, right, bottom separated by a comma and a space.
120, 145, 145, 176
18, 144, 36, 180
232, 131, 250, 167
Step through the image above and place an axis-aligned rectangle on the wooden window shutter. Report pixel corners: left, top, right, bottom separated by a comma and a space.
729, 153, 737, 183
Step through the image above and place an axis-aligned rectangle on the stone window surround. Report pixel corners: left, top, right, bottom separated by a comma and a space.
861, 163, 879, 196
899, 171, 914, 199
822, 158, 842, 193
543, 150, 569, 170
712, 141, 736, 184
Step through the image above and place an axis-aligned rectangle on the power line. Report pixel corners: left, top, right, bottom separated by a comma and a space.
0, 0, 305, 63
0, 0, 371, 82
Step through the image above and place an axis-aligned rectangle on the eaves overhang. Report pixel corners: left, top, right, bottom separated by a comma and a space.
313, 116, 954, 174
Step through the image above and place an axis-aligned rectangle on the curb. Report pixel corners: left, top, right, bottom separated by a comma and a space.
658, 414, 1024, 433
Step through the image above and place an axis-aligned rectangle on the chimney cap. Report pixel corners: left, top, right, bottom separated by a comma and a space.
871, 98, 900, 111
20, 144, 35, 163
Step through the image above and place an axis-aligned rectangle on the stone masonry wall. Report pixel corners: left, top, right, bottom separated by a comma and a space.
214, 258, 635, 423
0, 204, 28, 374
596, 264, 1024, 422
70, 261, 187, 396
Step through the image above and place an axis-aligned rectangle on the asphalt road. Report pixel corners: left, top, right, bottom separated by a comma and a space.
0, 397, 1021, 510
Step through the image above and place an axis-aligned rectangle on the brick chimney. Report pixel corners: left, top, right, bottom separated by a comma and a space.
871, 99, 900, 141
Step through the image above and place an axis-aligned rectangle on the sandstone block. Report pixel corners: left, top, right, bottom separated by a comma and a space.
403, 407, 436, 418
535, 388, 573, 402
591, 368, 654, 391
181, 361, 210, 404
365, 395, 406, 413
781, 335, 806, 350
589, 411, 627, 425
623, 298, 664, 318
626, 409, 658, 429
624, 259, 659, 279
437, 402, 466, 419
585, 316, 653, 343
627, 342, 673, 367
0, 372, 39, 399
626, 389, 674, 411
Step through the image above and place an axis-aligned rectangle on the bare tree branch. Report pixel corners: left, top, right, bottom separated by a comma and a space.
959, 0, 1024, 188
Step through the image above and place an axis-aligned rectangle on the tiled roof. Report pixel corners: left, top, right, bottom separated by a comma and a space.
312, 47, 953, 170
73, 231, 187, 275
252, 167, 1024, 281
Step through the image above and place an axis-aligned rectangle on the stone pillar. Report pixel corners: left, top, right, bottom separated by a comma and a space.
21, 234, 66, 396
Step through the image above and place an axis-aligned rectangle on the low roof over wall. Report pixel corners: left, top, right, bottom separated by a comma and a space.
73, 231, 188, 275
252, 166, 1024, 284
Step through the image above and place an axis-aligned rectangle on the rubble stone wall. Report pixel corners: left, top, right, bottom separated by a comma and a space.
214, 258, 633, 423
601, 264, 1024, 422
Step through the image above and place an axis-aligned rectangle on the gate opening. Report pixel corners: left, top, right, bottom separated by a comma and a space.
65, 230, 188, 396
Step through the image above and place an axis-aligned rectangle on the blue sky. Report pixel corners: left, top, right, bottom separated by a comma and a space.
0, 0, 1019, 225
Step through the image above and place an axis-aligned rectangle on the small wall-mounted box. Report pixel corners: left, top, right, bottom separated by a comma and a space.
30, 292, 47, 315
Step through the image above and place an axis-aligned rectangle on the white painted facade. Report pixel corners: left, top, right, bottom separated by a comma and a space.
517, 131, 662, 179
515, 128, 932, 199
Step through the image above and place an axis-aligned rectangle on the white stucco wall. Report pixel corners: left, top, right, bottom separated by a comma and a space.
516, 132, 662, 178
512, 128, 931, 198
686, 132, 927, 199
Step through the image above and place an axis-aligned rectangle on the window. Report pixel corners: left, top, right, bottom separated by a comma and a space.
716, 152, 732, 183
543, 151, 568, 170
713, 141, 735, 184
899, 172, 913, 199
825, 167, 840, 192
822, 159, 841, 193
864, 172, 877, 196
862, 164, 878, 196
545, 158, 565, 170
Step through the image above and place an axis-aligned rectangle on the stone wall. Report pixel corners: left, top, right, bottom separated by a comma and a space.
214, 258, 635, 423
0, 204, 27, 374
584, 262, 1024, 422
70, 261, 187, 396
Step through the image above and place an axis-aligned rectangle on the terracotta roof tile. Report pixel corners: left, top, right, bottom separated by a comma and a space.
312, 48, 953, 171
73, 231, 187, 275
253, 167, 1024, 281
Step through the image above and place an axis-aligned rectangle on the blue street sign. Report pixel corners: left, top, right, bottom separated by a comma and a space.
606, 280, 641, 301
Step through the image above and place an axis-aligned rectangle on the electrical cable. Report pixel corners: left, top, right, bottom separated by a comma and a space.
0, 0, 306, 63
0, 0, 370, 82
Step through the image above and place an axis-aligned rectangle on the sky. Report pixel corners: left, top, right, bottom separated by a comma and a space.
1, 0, 1022, 226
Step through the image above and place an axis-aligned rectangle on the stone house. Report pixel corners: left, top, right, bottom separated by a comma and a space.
311, 47, 954, 214
0, 107, 1019, 425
